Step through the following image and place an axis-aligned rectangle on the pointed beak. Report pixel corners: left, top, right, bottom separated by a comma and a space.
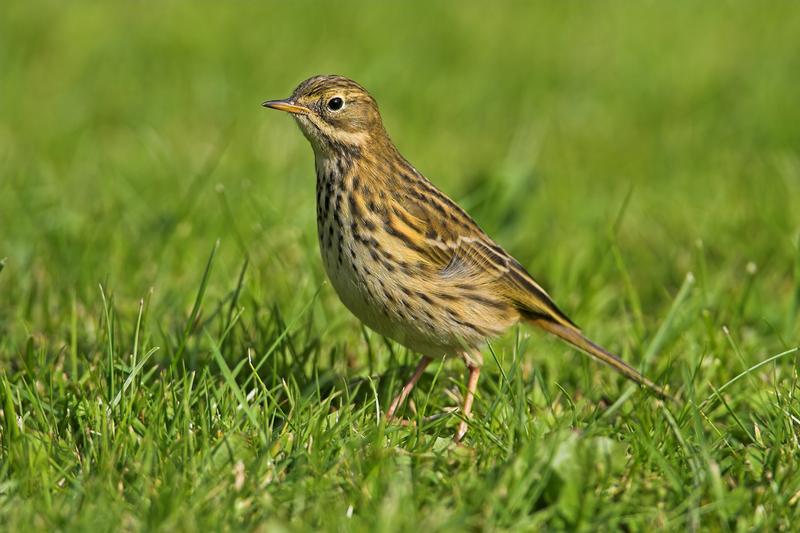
261, 98, 310, 115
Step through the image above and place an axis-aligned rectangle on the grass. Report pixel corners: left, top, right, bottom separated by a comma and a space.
1, 1, 800, 530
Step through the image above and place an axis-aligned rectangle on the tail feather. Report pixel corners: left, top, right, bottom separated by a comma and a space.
530, 318, 672, 401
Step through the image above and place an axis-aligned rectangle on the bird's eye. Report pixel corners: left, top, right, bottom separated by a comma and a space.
327, 97, 344, 111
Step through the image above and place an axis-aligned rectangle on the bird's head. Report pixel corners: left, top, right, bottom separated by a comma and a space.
263, 75, 386, 156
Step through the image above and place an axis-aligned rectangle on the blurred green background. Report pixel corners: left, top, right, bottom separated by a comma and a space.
3, 1, 798, 317
1, 1, 799, 530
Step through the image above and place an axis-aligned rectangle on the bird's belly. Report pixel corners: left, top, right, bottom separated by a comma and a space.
319, 238, 512, 361
318, 232, 460, 357
320, 240, 401, 338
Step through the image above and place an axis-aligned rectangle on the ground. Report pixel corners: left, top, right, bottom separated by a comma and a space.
1, 1, 799, 531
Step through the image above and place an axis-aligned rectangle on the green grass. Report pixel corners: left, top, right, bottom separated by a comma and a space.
2, 1, 800, 530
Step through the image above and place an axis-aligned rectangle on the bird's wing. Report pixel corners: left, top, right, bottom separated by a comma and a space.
386, 181, 578, 329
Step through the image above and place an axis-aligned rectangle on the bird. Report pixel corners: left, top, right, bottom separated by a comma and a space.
262, 75, 670, 442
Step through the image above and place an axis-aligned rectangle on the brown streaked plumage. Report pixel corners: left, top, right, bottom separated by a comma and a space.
263, 75, 671, 442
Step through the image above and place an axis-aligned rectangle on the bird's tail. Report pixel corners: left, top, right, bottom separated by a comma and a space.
527, 317, 673, 401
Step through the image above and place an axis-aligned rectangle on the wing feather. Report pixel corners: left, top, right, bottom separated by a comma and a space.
388, 186, 578, 329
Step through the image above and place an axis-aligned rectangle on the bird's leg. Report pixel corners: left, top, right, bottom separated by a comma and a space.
454, 363, 481, 443
386, 356, 432, 421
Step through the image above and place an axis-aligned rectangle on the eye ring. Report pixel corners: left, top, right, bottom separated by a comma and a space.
327, 96, 344, 111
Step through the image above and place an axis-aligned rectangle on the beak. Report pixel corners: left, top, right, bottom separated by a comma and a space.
261, 98, 310, 115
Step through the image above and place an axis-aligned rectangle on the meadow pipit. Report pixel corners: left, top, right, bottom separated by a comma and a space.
263, 75, 670, 442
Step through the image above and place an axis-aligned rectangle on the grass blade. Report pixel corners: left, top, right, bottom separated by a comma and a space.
175, 240, 220, 362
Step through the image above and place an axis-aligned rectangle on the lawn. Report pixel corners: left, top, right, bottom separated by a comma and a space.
1, 1, 799, 530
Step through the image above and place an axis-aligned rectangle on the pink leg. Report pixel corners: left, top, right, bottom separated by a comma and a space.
386, 356, 432, 420
454, 364, 481, 443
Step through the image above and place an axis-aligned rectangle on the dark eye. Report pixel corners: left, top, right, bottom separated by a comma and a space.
327, 97, 344, 111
